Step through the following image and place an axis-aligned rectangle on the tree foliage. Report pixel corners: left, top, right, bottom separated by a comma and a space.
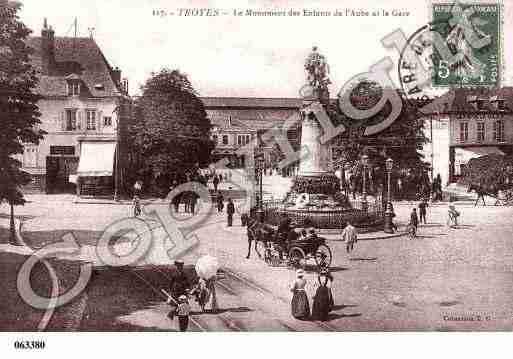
461, 154, 513, 194
327, 84, 431, 196
126, 69, 214, 193
0, 1, 44, 208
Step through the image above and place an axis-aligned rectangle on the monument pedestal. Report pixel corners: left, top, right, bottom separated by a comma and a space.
284, 100, 348, 210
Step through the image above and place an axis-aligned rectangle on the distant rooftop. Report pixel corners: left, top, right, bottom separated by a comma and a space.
201, 97, 302, 109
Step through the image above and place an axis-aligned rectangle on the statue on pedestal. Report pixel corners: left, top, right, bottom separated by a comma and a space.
304, 46, 331, 103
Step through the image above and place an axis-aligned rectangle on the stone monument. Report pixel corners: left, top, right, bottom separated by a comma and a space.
285, 47, 345, 210
272, 47, 382, 230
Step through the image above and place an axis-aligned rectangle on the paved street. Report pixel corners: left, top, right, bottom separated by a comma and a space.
1, 194, 513, 331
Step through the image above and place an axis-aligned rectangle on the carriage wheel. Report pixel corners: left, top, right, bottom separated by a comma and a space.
288, 247, 306, 269
315, 244, 332, 269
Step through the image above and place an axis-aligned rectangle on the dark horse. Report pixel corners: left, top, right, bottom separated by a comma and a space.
246, 216, 275, 259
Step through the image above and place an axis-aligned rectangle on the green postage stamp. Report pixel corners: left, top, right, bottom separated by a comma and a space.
431, 2, 502, 87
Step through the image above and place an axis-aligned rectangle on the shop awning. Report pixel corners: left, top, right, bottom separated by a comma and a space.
455, 146, 505, 164
77, 142, 116, 177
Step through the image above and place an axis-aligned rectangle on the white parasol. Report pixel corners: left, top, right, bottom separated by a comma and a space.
195, 255, 219, 280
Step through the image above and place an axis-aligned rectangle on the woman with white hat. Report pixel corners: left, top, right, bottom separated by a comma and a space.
290, 269, 310, 320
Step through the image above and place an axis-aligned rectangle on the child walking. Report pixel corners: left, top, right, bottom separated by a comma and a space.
176, 295, 191, 332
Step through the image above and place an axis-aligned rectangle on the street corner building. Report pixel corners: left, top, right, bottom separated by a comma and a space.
17, 19, 130, 196
419, 87, 513, 189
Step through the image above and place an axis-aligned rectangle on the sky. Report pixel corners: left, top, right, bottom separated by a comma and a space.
17, 0, 513, 97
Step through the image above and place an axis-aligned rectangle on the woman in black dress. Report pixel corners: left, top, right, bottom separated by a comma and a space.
312, 269, 334, 321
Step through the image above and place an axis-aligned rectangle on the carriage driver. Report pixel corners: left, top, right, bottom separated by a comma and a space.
277, 214, 291, 241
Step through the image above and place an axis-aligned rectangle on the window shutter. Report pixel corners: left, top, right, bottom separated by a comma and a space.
60, 111, 66, 131
98, 110, 103, 132
77, 110, 86, 130
77, 110, 82, 130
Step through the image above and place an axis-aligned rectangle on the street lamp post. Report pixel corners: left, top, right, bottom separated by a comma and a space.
255, 150, 265, 223
361, 154, 369, 212
384, 157, 395, 233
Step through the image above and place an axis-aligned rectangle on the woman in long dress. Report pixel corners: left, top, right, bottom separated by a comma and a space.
290, 269, 310, 320
312, 269, 334, 321
191, 276, 218, 313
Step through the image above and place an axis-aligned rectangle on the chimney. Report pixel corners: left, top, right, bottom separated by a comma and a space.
111, 67, 121, 86
41, 18, 55, 75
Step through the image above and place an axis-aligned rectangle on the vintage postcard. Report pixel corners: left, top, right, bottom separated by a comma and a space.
1, 0, 512, 357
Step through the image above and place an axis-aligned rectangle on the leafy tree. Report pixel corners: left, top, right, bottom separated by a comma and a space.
461, 154, 513, 194
328, 83, 430, 198
127, 69, 214, 194
0, 1, 44, 244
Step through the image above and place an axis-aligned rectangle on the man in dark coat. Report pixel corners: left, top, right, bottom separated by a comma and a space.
226, 198, 235, 227
213, 175, 219, 192
170, 260, 190, 302
418, 199, 428, 224
410, 208, 419, 231
217, 193, 224, 213
277, 214, 291, 237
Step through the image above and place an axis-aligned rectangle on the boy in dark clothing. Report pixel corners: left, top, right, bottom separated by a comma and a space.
176, 295, 190, 332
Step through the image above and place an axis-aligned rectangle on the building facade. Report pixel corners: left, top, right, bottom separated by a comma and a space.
447, 88, 513, 183
202, 97, 301, 170
21, 19, 127, 195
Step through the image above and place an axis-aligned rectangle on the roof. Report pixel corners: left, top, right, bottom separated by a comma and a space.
26, 36, 121, 98
201, 97, 302, 109
210, 117, 252, 130
208, 113, 301, 132
451, 87, 513, 113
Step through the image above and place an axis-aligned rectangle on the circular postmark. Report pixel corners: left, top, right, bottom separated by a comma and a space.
398, 20, 452, 113
398, 23, 433, 98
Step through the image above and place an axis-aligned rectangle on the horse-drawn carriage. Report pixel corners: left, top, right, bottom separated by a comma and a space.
250, 221, 333, 270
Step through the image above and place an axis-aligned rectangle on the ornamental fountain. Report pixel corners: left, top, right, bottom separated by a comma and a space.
268, 47, 384, 230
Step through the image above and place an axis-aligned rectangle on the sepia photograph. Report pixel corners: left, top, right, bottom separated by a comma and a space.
0, 0, 512, 356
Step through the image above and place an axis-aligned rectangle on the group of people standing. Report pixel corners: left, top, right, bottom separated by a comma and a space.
407, 196, 460, 238
290, 268, 335, 321
211, 171, 232, 192
215, 192, 235, 226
